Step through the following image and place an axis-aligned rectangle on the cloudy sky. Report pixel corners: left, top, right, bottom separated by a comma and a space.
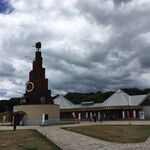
1, 0, 150, 100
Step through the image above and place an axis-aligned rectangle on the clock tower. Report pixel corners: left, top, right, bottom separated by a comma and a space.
22, 42, 53, 104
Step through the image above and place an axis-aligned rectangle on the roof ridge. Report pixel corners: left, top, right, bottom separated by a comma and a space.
55, 95, 75, 105
129, 95, 131, 105
123, 91, 130, 105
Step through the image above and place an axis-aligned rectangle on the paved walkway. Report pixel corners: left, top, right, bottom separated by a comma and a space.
0, 121, 150, 150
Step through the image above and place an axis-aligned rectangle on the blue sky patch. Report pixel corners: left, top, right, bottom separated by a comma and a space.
0, 0, 14, 14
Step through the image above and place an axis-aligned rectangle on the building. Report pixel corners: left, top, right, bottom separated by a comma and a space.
13, 42, 59, 125
0, 111, 13, 123
54, 90, 150, 121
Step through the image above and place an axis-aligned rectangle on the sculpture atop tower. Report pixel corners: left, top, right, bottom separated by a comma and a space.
22, 42, 53, 104
35, 42, 41, 51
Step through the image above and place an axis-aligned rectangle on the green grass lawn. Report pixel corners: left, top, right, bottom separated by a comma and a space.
0, 129, 62, 150
62, 125, 150, 143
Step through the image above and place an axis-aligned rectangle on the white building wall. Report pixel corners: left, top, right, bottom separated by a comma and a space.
142, 106, 150, 119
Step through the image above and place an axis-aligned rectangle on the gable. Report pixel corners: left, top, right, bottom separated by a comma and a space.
102, 90, 130, 107
141, 95, 150, 106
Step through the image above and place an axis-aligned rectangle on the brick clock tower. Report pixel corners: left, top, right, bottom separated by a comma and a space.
14, 42, 59, 125
22, 42, 53, 104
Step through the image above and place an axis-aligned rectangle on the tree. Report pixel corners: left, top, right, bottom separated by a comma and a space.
0, 98, 20, 113
143, 88, 150, 94
122, 88, 142, 95
0, 100, 9, 113
102, 91, 114, 100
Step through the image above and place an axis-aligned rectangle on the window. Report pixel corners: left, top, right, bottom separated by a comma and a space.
41, 97, 45, 104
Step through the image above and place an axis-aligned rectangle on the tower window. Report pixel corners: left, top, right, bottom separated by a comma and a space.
41, 97, 45, 104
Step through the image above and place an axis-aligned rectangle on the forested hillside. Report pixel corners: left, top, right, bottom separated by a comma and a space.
0, 88, 150, 113
0, 98, 20, 113
64, 88, 150, 104
64, 91, 114, 104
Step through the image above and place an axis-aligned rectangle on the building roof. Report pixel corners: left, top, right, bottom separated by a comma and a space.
53, 95, 75, 109
130, 95, 147, 106
12, 111, 26, 115
0, 111, 13, 115
102, 90, 130, 107
74, 103, 102, 109
53, 95, 102, 109
102, 90, 147, 107
81, 101, 94, 105
53, 90, 148, 109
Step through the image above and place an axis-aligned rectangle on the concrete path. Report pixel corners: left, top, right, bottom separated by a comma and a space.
37, 121, 150, 150
0, 121, 150, 150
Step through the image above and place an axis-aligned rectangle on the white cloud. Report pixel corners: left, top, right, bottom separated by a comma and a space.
1, 0, 150, 99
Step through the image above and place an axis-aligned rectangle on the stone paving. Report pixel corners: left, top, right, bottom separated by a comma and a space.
0, 121, 150, 150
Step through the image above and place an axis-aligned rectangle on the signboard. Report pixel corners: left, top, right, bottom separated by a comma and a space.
139, 111, 145, 120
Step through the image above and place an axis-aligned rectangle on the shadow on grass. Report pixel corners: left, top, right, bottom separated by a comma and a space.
0, 129, 62, 150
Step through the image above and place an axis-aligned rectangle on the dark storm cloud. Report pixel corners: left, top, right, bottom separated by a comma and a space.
139, 53, 150, 69
0, 61, 16, 77
47, 0, 150, 94
44, 47, 96, 70
113, 0, 132, 5
0, 90, 7, 99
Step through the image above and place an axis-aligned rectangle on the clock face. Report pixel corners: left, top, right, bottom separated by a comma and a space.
26, 82, 34, 92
